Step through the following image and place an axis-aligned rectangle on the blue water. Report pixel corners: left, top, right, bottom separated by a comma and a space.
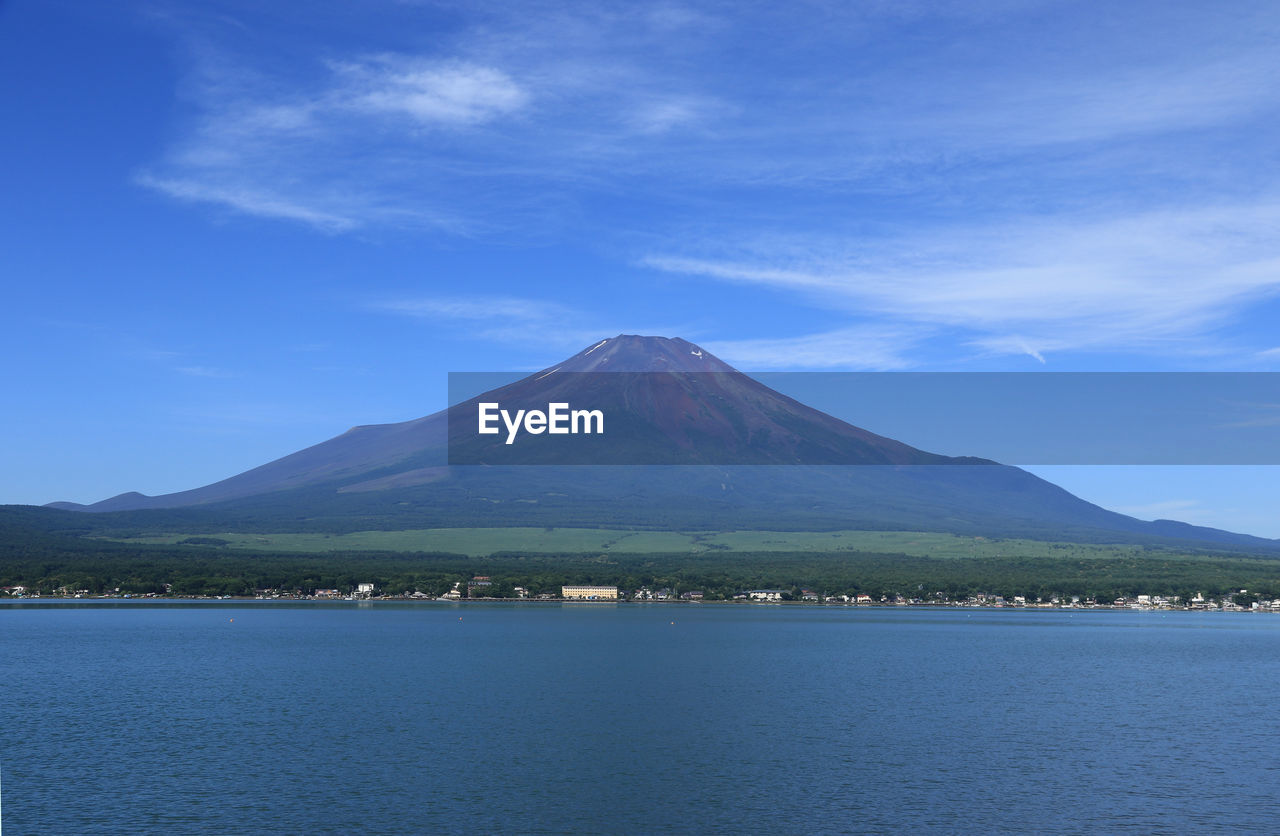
2, 603, 1277, 834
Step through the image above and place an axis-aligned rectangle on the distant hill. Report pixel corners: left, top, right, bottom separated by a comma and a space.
38, 335, 1280, 553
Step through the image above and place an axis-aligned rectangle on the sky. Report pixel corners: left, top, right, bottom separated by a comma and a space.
3, 0, 1280, 535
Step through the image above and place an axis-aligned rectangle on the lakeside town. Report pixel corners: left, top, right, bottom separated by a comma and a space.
5, 578, 1280, 612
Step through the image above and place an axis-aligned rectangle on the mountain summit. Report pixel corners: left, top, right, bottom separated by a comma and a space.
447, 335, 970, 465
45, 336, 1276, 551
555, 334, 737, 373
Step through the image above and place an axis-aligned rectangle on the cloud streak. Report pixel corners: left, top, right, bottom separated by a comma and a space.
334, 58, 527, 126
1110, 498, 1207, 521
132, 2, 1280, 367
136, 7, 736, 234
140, 2, 1280, 233
370, 294, 694, 356
704, 326, 926, 370
644, 200, 1280, 362
136, 50, 537, 232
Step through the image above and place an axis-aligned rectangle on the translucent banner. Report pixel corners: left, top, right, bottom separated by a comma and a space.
447, 372, 1280, 465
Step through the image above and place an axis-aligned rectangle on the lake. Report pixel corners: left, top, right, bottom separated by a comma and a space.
2, 603, 1277, 834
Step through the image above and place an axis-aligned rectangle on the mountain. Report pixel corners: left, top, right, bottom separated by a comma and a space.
44, 335, 1279, 551
48, 335, 957, 511
444, 336, 977, 466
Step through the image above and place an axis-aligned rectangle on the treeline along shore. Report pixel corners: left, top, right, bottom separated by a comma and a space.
5, 506, 1280, 607
6, 541, 1280, 608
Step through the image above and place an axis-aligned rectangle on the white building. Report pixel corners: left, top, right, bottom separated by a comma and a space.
562, 585, 618, 600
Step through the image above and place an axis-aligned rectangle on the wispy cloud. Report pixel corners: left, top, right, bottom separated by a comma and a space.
140, 3, 1280, 233
132, 2, 1280, 367
370, 294, 691, 354
136, 7, 733, 233
623, 93, 728, 135
333, 57, 527, 125
375, 296, 573, 322
171, 402, 331, 428
704, 326, 925, 370
136, 49, 535, 232
880, 54, 1280, 154
1110, 498, 1207, 521
1220, 403, 1280, 429
1107, 496, 1261, 532
174, 365, 236, 378
645, 201, 1280, 362
138, 174, 358, 231
122, 343, 238, 380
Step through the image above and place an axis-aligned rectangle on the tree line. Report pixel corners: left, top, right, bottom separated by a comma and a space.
4, 540, 1280, 603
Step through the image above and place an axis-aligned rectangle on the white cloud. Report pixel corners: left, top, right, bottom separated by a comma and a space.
137, 6, 736, 234
1110, 498, 1207, 520
374, 295, 576, 324
138, 174, 357, 231
332, 58, 528, 125
623, 94, 723, 135
645, 201, 1280, 361
1107, 496, 1266, 532
1219, 403, 1280, 429
375, 292, 920, 369
372, 295, 682, 353
136, 52, 530, 232
883, 54, 1280, 154
134, 3, 1280, 368
139, 2, 1280, 240
704, 326, 925, 370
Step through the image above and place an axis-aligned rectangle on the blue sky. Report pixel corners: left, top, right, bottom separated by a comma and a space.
4, 0, 1280, 535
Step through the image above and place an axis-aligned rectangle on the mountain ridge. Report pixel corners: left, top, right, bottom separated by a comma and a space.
41, 335, 1279, 552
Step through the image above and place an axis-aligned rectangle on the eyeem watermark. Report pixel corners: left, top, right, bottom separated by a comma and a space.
450, 371, 1280, 464
478, 402, 604, 445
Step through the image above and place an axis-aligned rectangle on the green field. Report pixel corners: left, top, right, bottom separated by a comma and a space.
103, 527, 1205, 560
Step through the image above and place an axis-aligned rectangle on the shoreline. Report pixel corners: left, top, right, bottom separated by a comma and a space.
0, 595, 1270, 613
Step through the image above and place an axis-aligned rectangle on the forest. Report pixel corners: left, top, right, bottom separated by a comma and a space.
5, 504, 1279, 602
6, 540, 1280, 602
